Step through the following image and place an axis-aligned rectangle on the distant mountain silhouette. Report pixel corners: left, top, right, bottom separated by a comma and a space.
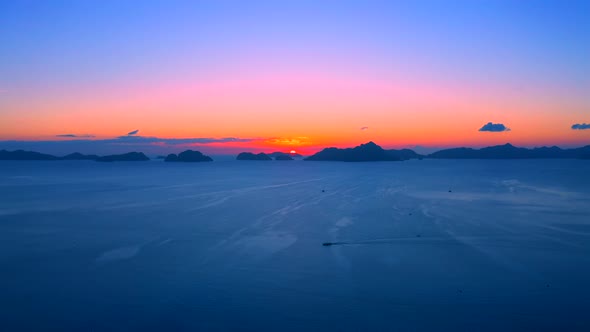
275, 154, 294, 160
268, 151, 302, 158
61, 152, 99, 160
96, 152, 149, 162
0, 149, 58, 160
305, 142, 422, 162
428, 143, 590, 159
2, 143, 589, 162
165, 150, 213, 162
236, 152, 272, 160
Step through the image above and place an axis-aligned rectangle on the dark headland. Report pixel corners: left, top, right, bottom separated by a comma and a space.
429, 143, 590, 159
304, 142, 590, 161
0, 149, 59, 160
304, 141, 422, 162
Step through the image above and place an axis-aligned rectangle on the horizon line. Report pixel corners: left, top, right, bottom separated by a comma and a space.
2, 140, 590, 157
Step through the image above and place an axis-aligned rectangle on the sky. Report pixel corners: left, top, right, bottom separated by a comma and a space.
1, 0, 589, 155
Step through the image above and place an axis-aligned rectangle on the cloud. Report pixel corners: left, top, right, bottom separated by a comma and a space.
572, 123, 590, 130
479, 122, 510, 132
360, 126, 369, 131
127, 129, 139, 136
56, 134, 95, 138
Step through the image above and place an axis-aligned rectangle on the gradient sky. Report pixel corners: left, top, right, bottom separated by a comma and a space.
1, 0, 589, 154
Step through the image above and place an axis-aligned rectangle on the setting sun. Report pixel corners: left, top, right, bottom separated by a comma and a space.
290, 150, 297, 154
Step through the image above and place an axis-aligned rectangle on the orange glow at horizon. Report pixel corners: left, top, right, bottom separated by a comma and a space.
2, 1, 589, 157
1, 65, 589, 151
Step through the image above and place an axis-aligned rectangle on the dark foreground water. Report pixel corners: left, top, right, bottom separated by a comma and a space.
1, 159, 589, 331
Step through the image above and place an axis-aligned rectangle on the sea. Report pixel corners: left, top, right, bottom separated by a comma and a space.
1, 159, 589, 331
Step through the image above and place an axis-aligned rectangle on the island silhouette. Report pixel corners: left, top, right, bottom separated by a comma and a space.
165, 150, 213, 162
237, 152, 272, 160
268, 151, 302, 158
96, 152, 150, 162
62, 152, 100, 160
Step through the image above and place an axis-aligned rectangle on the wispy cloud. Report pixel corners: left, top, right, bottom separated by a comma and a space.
7, 135, 258, 146
360, 126, 369, 131
572, 123, 590, 130
56, 134, 95, 138
127, 129, 139, 136
113, 136, 256, 145
0, 135, 261, 155
479, 122, 510, 132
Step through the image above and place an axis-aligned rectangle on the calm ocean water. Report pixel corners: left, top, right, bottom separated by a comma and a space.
1, 159, 589, 331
